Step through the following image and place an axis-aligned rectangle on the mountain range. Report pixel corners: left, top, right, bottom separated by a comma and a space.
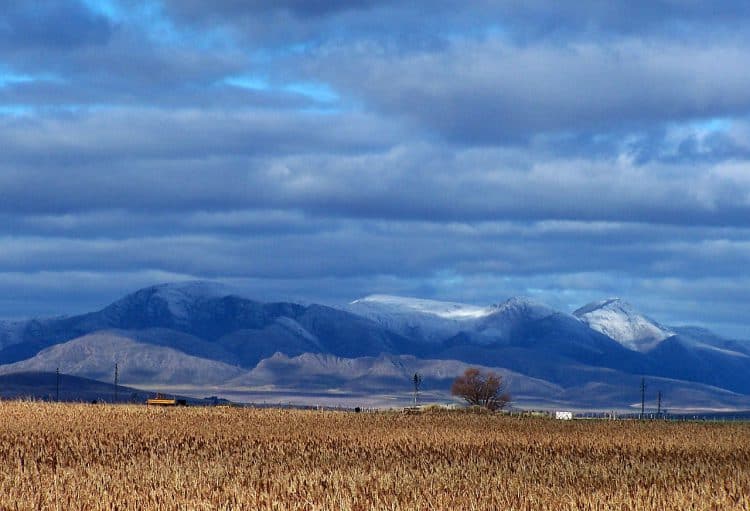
0, 282, 748, 411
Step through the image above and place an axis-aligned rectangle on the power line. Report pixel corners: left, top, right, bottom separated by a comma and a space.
657, 390, 662, 418
640, 377, 646, 420
412, 373, 422, 407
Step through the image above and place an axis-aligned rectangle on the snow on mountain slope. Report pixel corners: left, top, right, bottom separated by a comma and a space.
475, 297, 560, 339
671, 326, 750, 356
150, 281, 232, 319
350, 295, 493, 320
574, 298, 674, 352
347, 294, 568, 345
689, 341, 750, 358
346, 294, 495, 342
101, 281, 231, 326
492, 296, 557, 319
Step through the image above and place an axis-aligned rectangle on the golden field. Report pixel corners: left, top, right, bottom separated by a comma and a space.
0, 402, 748, 510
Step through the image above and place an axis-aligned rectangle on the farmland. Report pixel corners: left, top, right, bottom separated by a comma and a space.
0, 402, 748, 510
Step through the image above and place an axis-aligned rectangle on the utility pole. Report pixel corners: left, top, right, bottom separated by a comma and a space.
412, 372, 422, 407
657, 391, 662, 418
114, 363, 119, 403
55, 367, 60, 402
640, 377, 646, 420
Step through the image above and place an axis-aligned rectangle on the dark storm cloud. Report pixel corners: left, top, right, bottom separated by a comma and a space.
159, 0, 444, 45
489, 1, 750, 38
0, 0, 113, 50
1, 0, 750, 338
0, 210, 340, 239
162, 0, 390, 19
156, 0, 750, 144
0, 31, 252, 110
1, 116, 750, 229
160, 1, 750, 39
310, 39, 750, 143
2, 220, 749, 283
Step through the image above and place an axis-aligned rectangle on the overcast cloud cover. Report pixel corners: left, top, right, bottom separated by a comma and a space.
1, 1, 750, 337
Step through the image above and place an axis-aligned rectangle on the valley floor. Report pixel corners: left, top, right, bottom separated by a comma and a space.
0, 402, 748, 510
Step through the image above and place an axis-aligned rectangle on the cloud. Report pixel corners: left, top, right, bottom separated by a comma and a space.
0, 0, 749, 339
0, 1, 114, 50
488, 1, 750, 39
0, 108, 400, 163
308, 39, 750, 143
2, 219, 750, 336
1, 218, 748, 288
160, 1, 750, 40
1, 113, 750, 228
162, 0, 390, 19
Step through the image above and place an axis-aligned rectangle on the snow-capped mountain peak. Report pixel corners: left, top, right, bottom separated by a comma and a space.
491, 296, 557, 320
573, 298, 674, 352
574, 297, 634, 317
151, 281, 231, 318
100, 280, 234, 326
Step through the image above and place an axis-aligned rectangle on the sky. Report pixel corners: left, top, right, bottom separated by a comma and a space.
1, 1, 750, 337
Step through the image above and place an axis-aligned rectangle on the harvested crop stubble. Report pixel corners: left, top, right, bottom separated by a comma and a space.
0, 402, 748, 510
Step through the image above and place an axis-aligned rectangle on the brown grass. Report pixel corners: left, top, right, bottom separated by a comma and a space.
0, 402, 748, 510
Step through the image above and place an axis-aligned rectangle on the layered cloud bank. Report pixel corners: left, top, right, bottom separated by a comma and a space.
1, 1, 749, 336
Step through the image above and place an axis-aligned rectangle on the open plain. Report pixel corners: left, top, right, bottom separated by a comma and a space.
0, 402, 748, 510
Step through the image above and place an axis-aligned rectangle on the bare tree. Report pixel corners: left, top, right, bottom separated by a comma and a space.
451, 368, 510, 411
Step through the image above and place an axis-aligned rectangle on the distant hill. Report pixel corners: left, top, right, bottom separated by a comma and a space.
0, 371, 150, 403
0, 331, 246, 385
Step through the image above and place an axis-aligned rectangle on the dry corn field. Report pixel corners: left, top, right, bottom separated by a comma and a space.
0, 402, 748, 510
